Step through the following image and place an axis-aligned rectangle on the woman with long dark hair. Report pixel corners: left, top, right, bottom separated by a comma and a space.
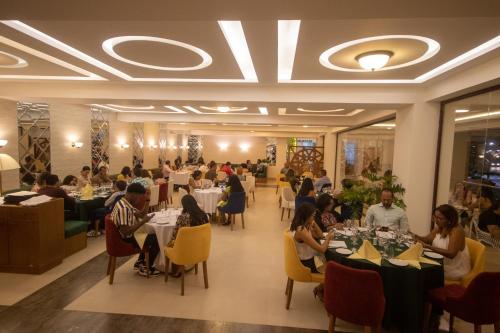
290, 203, 333, 300
414, 204, 471, 279
117, 166, 132, 182
217, 174, 244, 225
295, 177, 316, 210
167, 194, 209, 276
315, 194, 343, 232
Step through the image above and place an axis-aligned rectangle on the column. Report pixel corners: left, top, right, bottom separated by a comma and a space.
108, 113, 133, 174
0, 99, 19, 192
323, 132, 337, 184
392, 101, 440, 235
143, 122, 159, 169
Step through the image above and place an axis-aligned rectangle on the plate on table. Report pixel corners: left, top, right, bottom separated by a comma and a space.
335, 248, 352, 255
424, 251, 444, 259
388, 258, 409, 267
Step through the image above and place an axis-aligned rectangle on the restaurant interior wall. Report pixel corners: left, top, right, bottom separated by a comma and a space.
200, 135, 267, 165
50, 104, 91, 179
143, 122, 160, 169
267, 137, 288, 179
0, 99, 19, 192
108, 113, 133, 175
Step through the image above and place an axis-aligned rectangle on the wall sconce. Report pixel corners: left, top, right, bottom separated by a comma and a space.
120, 143, 130, 149
218, 143, 229, 151
239, 143, 250, 152
71, 141, 84, 148
0, 139, 7, 148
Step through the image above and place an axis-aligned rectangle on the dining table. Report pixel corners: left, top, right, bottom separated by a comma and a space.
144, 208, 182, 271
192, 187, 223, 214
171, 172, 190, 186
70, 186, 112, 221
324, 228, 444, 333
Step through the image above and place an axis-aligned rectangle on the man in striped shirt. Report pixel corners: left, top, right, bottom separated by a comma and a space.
111, 182, 160, 276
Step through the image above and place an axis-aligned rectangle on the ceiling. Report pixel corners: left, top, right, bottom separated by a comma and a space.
0, 0, 498, 132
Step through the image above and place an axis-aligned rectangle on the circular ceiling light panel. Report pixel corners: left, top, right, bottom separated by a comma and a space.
297, 108, 345, 113
319, 35, 440, 72
200, 106, 248, 112
0, 51, 28, 68
355, 50, 393, 71
102, 36, 212, 71
107, 104, 155, 110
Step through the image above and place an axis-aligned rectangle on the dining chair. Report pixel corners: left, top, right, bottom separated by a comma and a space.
246, 175, 256, 202
424, 272, 500, 333
178, 187, 188, 207
278, 180, 291, 207
104, 215, 149, 284
164, 224, 212, 295
281, 186, 295, 221
158, 182, 168, 209
218, 191, 246, 231
149, 184, 160, 212
324, 261, 385, 333
240, 180, 250, 208
167, 179, 174, 206
446, 238, 485, 287
276, 173, 285, 194
283, 230, 324, 309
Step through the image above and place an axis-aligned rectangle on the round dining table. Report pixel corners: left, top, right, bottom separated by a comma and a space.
144, 208, 182, 272
192, 187, 223, 214
171, 172, 190, 186
325, 230, 444, 333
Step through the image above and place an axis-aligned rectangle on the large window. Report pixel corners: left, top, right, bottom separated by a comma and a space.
437, 86, 500, 207
335, 120, 395, 187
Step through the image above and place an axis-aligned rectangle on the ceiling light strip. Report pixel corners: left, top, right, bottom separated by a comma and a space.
416, 35, 500, 83
164, 106, 187, 113
1, 20, 130, 80
218, 21, 258, 82
277, 20, 301, 81
258, 107, 269, 115
455, 111, 500, 122
183, 106, 203, 114
107, 104, 155, 110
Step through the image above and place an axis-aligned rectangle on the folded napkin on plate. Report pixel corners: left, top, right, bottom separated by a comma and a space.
81, 184, 94, 200
348, 240, 381, 265
396, 243, 441, 269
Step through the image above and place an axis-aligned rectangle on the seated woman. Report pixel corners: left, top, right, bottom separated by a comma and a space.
415, 204, 471, 280
217, 174, 245, 225
38, 174, 76, 212
236, 166, 246, 181
285, 169, 299, 193
117, 166, 132, 182
189, 170, 203, 191
295, 178, 316, 210
61, 175, 78, 193
315, 193, 344, 232
291, 202, 334, 300
167, 194, 209, 277
478, 200, 500, 241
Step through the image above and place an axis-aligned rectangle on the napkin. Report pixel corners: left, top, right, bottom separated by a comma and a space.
348, 240, 382, 265
396, 243, 423, 269
81, 184, 94, 200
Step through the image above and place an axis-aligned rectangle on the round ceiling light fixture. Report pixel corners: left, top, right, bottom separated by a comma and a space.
102, 36, 212, 71
107, 104, 155, 110
0, 51, 28, 68
200, 106, 248, 112
355, 50, 394, 71
319, 35, 440, 72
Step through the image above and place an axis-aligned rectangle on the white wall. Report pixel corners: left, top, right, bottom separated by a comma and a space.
143, 122, 159, 169
393, 102, 440, 235
0, 99, 19, 192
267, 137, 288, 179
50, 103, 91, 179
108, 113, 133, 174
200, 135, 267, 165
323, 133, 337, 183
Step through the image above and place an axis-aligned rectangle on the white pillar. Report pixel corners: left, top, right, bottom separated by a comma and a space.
0, 99, 19, 192
323, 132, 337, 183
143, 122, 159, 169
393, 101, 440, 235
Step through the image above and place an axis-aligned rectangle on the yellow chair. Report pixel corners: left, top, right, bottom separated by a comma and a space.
276, 173, 285, 194
164, 224, 212, 295
283, 230, 324, 309
302, 171, 314, 179
445, 238, 485, 287
278, 181, 291, 207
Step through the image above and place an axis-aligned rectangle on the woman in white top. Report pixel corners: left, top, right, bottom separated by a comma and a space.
290, 202, 334, 300
415, 204, 471, 280
162, 160, 173, 179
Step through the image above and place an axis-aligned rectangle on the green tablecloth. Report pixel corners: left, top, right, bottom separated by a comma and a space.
75, 197, 106, 221
325, 233, 444, 333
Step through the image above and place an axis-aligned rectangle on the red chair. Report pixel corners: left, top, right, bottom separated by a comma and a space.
105, 215, 149, 284
324, 261, 385, 333
424, 272, 500, 333
158, 183, 168, 209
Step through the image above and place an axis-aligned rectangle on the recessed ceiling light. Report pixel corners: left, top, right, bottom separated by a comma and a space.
456, 111, 500, 122
102, 36, 212, 71
200, 106, 248, 112
107, 104, 154, 110
303, 125, 309, 128
355, 51, 394, 71
0, 50, 28, 68
258, 107, 269, 115
319, 35, 440, 73
217, 106, 231, 113
371, 123, 396, 128
218, 21, 258, 82
277, 20, 301, 81
455, 109, 470, 113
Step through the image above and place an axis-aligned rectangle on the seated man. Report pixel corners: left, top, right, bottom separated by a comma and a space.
205, 163, 218, 181
77, 166, 92, 189
111, 183, 160, 277
365, 188, 408, 231
88, 180, 128, 237
38, 174, 76, 212
92, 166, 113, 186
478, 200, 500, 241
314, 169, 332, 192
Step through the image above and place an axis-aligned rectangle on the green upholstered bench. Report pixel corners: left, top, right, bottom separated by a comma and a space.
63, 220, 87, 257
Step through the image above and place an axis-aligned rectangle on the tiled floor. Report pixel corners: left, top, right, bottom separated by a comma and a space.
0, 186, 499, 333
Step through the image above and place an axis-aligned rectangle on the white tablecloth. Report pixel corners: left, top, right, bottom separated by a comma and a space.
192, 187, 223, 214
171, 172, 190, 185
145, 208, 182, 271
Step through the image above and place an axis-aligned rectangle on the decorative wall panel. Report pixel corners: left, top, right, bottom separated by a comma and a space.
188, 135, 202, 162
132, 122, 144, 167
90, 107, 109, 175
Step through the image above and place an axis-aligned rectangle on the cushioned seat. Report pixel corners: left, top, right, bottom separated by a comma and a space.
64, 220, 87, 238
